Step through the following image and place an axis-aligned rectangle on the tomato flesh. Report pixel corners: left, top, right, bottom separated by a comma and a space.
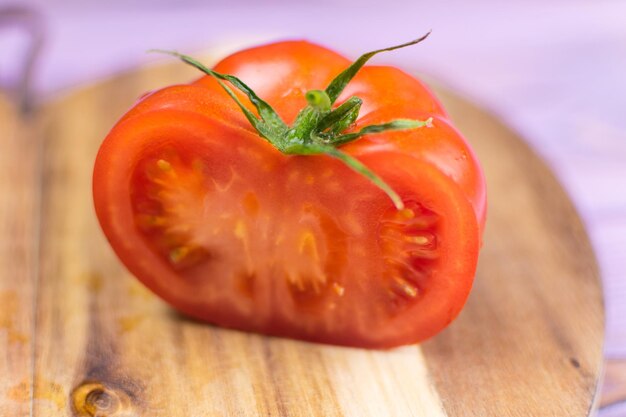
105, 128, 477, 347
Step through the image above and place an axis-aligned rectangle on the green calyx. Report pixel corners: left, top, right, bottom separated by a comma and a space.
151, 32, 433, 210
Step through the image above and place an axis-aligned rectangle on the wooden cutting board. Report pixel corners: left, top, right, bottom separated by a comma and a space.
0, 95, 41, 417
0, 56, 604, 416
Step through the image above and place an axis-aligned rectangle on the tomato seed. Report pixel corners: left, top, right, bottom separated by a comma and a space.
407, 248, 438, 260
157, 159, 172, 171
169, 246, 190, 263
392, 276, 419, 298
405, 233, 436, 247
406, 235, 429, 245
298, 231, 319, 262
136, 214, 167, 229
332, 283, 345, 296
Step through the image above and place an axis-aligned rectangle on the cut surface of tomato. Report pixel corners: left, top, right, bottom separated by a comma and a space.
93, 38, 485, 348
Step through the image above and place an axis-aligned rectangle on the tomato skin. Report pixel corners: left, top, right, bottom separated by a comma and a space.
195, 41, 350, 124
93, 40, 487, 348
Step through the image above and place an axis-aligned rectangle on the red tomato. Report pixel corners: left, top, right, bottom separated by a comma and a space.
93, 39, 486, 348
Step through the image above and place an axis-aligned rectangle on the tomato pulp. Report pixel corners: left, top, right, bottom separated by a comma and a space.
93, 39, 486, 348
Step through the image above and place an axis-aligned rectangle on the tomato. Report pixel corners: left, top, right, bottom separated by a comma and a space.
93, 37, 486, 348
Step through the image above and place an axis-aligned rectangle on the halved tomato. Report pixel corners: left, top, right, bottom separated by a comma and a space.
93, 38, 485, 348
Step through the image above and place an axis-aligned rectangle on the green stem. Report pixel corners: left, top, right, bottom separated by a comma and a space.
316, 96, 362, 134
305, 90, 331, 112
330, 117, 433, 146
325, 31, 431, 104
151, 35, 433, 210
305, 144, 405, 210
149, 49, 288, 140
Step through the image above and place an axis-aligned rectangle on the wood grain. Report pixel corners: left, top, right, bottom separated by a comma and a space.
422, 88, 605, 416
0, 96, 40, 416
1, 58, 605, 416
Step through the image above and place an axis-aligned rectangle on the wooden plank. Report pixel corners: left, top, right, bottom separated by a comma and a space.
29, 60, 603, 416
0, 97, 40, 416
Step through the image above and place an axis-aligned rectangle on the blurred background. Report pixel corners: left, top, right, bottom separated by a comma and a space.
1, 0, 625, 415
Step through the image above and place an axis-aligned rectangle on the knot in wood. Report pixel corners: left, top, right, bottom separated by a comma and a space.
72, 382, 128, 416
